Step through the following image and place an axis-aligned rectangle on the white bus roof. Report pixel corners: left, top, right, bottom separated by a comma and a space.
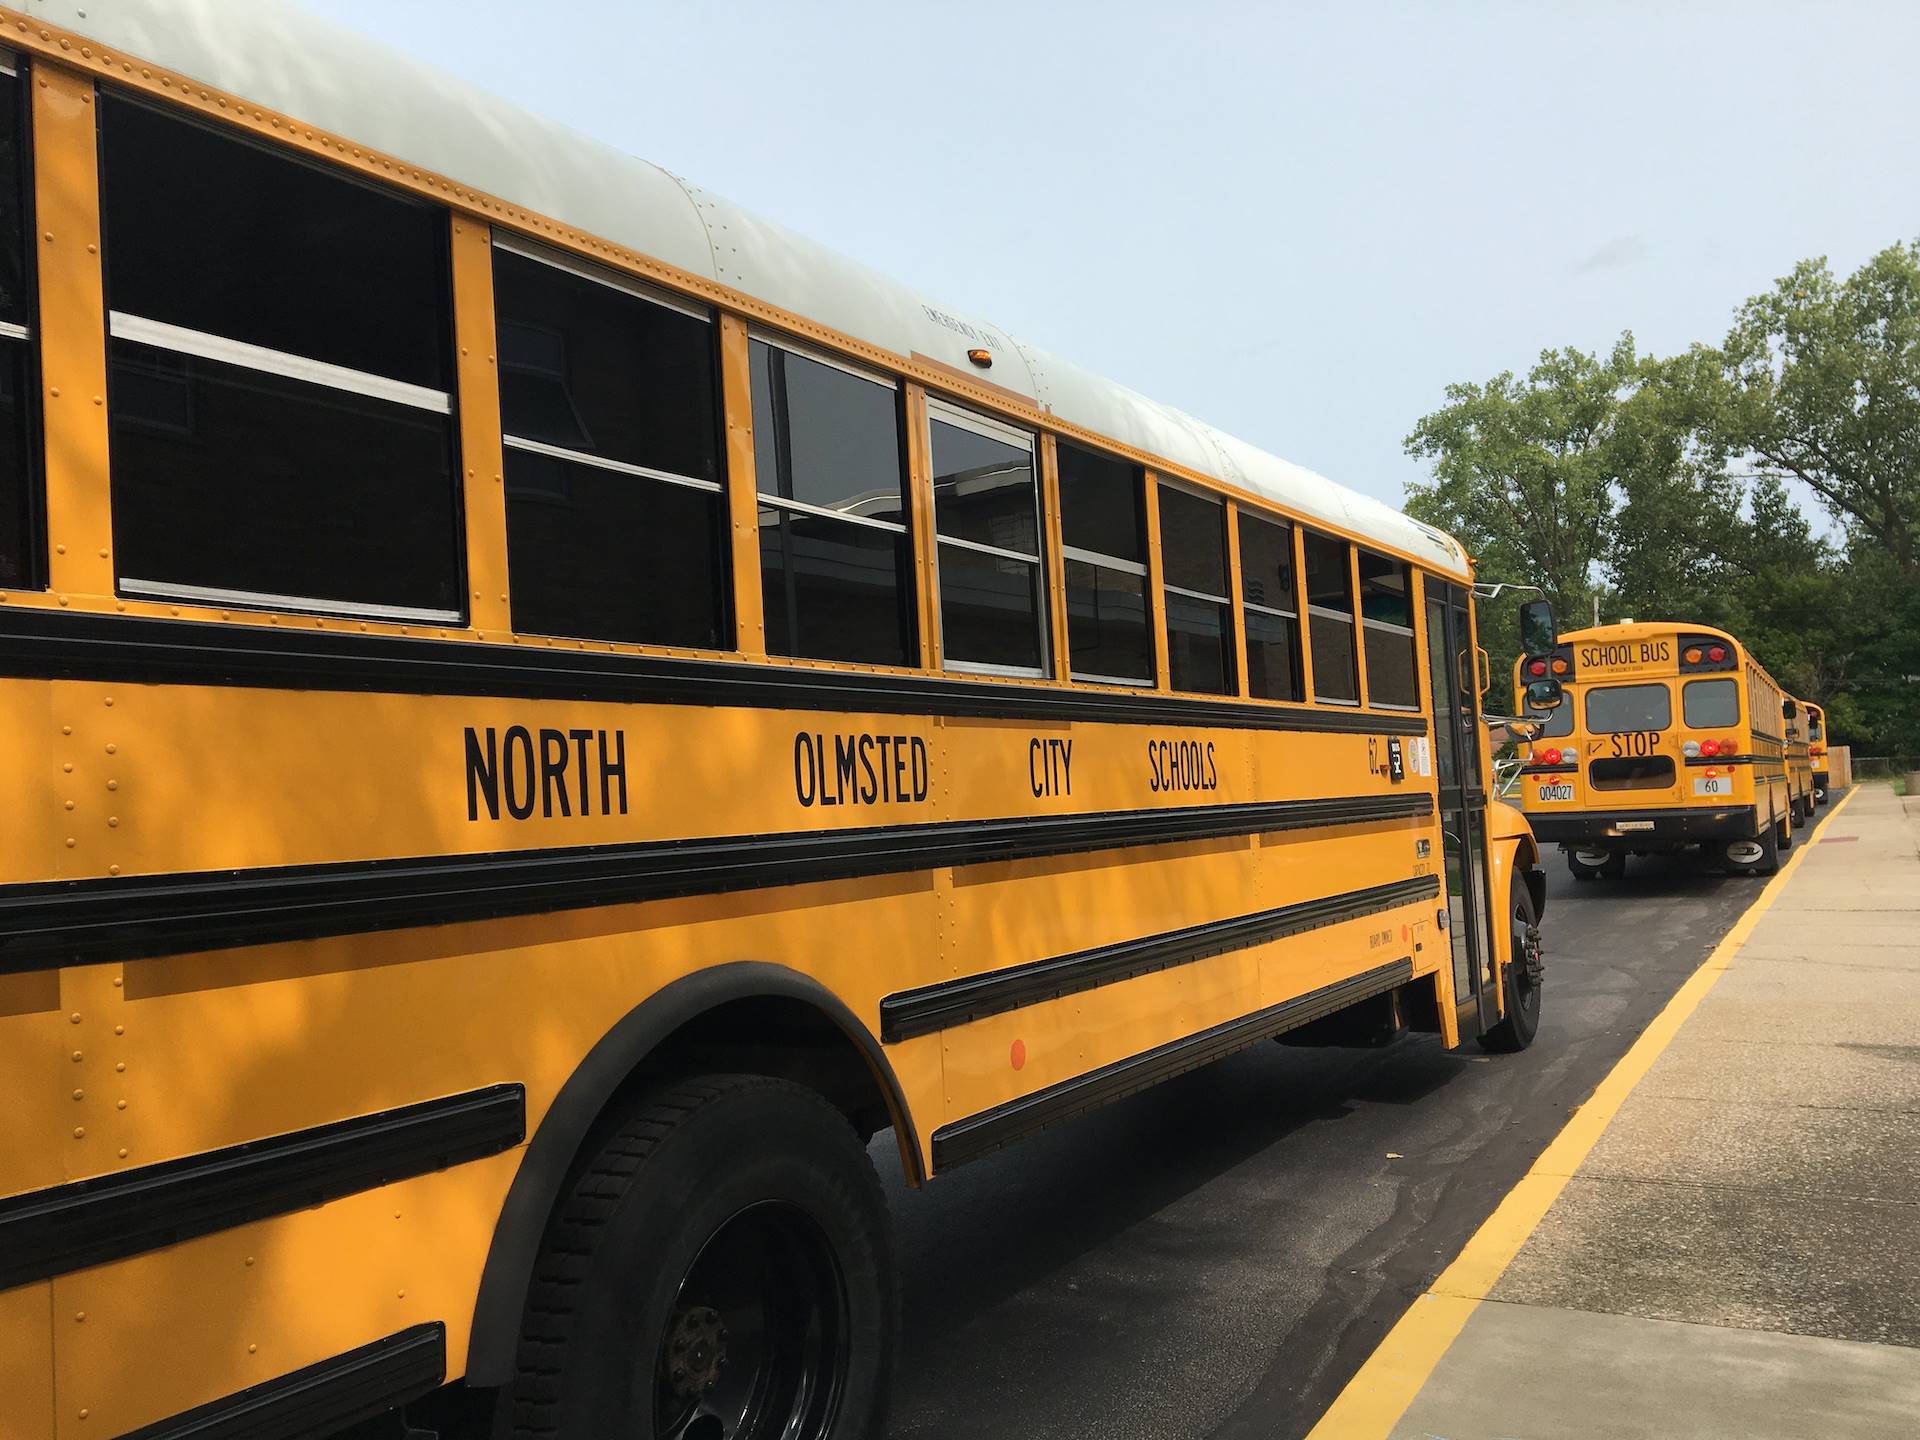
30, 0, 1469, 578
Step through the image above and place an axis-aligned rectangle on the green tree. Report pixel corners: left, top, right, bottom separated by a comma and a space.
1721, 241, 1920, 568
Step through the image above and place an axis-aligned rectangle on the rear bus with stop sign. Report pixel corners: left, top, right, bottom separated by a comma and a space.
1510, 622, 1806, 880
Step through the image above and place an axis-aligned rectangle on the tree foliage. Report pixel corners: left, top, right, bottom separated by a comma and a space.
1404, 242, 1920, 753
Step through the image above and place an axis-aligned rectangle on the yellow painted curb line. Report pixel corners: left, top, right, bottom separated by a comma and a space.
1304, 786, 1860, 1439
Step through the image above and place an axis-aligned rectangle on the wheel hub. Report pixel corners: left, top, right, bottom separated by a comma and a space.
665, 1304, 729, 1402
1521, 922, 1545, 985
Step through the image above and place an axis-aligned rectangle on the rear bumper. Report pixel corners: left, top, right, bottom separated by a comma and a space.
1529, 805, 1760, 847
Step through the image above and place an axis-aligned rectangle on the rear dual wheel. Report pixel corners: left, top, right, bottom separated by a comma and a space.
511, 1074, 894, 1440
1566, 846, 1625, 882
1722, 814, 1781, 876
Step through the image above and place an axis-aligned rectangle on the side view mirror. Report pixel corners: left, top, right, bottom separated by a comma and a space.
1782, 698, 1799, 719
1525, 677, 1565, 712
1519, 599, 1557, 656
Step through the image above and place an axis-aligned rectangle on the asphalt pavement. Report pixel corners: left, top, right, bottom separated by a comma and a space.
876, 839, 1780, 1439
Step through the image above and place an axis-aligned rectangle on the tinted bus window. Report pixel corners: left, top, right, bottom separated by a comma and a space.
102, 92, 461, 621
1586, 683, 1672, 733
0, 56, 35, 590
496, 243, 726, 649
1358, 549, 1417, 707
1238, 513, 1300, 701
752, 337, 912, 666
1058, 443, 1151, 684
1303, 530, 1358, 703
929, 404, 1046, 674
1159, 486, 1233, 695
1683, 678, 1740, 728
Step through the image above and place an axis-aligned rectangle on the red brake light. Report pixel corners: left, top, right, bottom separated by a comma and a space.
1528, 659, 1547, 677
1707, 645, 1726, 663
1700, 739, 1719, 757
1542, 747, 1562, 765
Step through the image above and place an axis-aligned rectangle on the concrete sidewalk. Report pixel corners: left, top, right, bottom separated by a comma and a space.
1384, 784, 1920, 1439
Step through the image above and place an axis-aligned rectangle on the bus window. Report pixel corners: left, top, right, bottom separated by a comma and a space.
1159, 485, 1235, 695
1358, 549, 1417, 707
1304, 530, 1359, 703
928, 401, 1047, 675
101, 93, 460, 621
751, 336, 912, 666
1238, 512, 1301, 700
1058, 442, 1152, 685
1683, 678, 1740, 729
0, 54, 36, 590
1586, 682, 1672, 733
495, 242, 726, 649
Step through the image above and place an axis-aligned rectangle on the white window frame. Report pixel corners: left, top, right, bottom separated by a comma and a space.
925, 397, 1049, 679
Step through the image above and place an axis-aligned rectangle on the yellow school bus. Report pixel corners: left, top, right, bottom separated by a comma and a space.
1805, 701, 1831, 802
1785, 695, 1816, 816
1514, 621, 1804, 879
0, 5, 1550, 1436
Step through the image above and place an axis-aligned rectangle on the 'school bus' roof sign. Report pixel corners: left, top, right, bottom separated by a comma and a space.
22, 0, 1468, 582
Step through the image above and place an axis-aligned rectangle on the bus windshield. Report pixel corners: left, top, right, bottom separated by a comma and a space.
1586, 683, 1672, 733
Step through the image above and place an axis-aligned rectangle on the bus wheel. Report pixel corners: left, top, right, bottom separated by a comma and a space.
1481, 884, 1543, 1052
1566, 846, 1613, 882
1723, 823, 1779, 876
511, 1074, 894, 1440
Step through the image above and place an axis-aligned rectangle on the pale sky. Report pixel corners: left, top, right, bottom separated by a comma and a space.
306, 0, 1920, 510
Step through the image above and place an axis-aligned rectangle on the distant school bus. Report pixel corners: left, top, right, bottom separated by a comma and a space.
0, 6, 1551, 1438
1514, 621, 1811, 879
1804, 701, 1831, 801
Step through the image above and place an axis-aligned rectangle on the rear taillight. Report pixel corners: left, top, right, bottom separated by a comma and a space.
1707, 645, 1727, 663
1540, 747, 1563, 765
1528, 658, 1547, 677
1700, 739, 1719, 757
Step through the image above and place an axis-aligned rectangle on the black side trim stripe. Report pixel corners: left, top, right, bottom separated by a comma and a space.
881, 875, 1439, 1043
1519, 763, 1577, 776
931, 958, 1417, 1169
0, 793, 1433, 973
121, 1323, 445, 1440
0, 1084, 524, 1291
0, 607, 1429, 735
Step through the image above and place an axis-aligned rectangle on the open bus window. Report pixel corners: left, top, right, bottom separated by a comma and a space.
928, 402, 1048, 675
1303, 529, 1358, 703
1586, 682, 1672, 733
752, 336, 912, 666
1358, 549, 1417, 707
1683, 678, 1741, 729
1159, 485, 1234, 695
101, 90, 462, 621
495, 242, 726, 650
1058, 443, 1152, 685
1239, 512, 1301, 701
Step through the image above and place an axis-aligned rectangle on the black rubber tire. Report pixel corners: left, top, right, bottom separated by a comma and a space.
1481, 880, 1542, 1053
1565, 846, 1610, 882
509, 1074, 894, 1440
1778, 806, 1795, 851
1724, 817, 1780, 876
